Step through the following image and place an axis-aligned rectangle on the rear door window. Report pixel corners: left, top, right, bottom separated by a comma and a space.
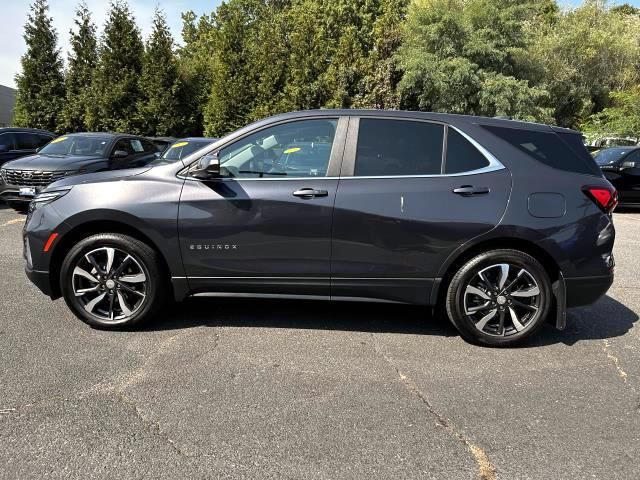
354, 119, 444, 176
483, 125, 600, 176
15, 132, 40, 150
445, 129, 490, 174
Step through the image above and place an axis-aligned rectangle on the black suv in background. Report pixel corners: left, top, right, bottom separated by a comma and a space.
1, 132, 158, 210
23, 110, 616, 347
595, 146, 640, 206
0, 128, 56, 167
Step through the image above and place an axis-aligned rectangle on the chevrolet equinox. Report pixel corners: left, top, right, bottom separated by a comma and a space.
23, 110, 617, 346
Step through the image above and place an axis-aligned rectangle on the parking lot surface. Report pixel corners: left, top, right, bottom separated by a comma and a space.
1, 203, 638, 479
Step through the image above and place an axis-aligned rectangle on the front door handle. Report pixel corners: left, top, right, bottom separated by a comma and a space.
452, 185, 490, 196
293, 188, 329, 199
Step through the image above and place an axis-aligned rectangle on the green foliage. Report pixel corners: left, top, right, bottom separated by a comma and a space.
14, 0, 640, 137
86, 0, 144, 133
137, 10, 182, 136
14, 0, 65, 133
396, 0, 554, 122
176, 11, 217, 136
528, 0, 640, 128
61, 2, 97, 133
583, 88, 640, 139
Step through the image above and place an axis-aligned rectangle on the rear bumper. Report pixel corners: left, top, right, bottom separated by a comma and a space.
565, 274, 614, 307
25, 265, 53, 297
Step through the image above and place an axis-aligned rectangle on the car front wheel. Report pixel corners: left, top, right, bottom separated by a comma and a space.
446, 249, 553, 347
60, 233, 168, 329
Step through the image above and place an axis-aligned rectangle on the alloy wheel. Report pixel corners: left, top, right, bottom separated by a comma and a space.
71, 246, 148, 323
463, 263, 541, 337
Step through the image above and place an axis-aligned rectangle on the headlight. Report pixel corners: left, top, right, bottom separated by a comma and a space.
29, 188, 71, 213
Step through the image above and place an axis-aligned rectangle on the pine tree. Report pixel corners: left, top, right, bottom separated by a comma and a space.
203, 0, 262, 136
137, 9, 181, 136
14, 0, 65, 132
87, 0, 143, 133
176, 11, 216, 136
61, 2, 97, 132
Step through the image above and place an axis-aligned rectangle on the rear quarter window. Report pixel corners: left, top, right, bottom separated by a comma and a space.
444, 129, 490, 174
482, 125, 601, 176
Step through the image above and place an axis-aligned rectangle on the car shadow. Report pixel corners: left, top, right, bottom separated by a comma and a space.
144, 297, 458, 337
142, 294, 637, 346
615, 206, 640, 213
527, 295, 639, 347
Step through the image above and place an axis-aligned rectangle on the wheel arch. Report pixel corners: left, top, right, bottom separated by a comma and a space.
435, 236, 561, 307
49, 220, 172, 299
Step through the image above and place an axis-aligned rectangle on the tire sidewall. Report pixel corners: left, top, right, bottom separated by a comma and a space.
60, 233, 164, 329
446, 250, 553, 347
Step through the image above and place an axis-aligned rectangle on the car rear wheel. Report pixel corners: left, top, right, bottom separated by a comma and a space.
446, 249, 552, 347
60, 233, 168, 329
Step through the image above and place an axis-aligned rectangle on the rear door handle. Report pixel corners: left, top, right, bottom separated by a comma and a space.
452, 186, 490, 196
292, 188, 329, 198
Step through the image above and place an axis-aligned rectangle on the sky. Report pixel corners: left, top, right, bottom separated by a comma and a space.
1, 0, 639, 88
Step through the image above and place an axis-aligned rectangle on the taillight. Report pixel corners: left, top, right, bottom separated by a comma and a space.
583, 186, 618, 214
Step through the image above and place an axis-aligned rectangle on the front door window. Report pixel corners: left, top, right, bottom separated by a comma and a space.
218, 119, 338, 178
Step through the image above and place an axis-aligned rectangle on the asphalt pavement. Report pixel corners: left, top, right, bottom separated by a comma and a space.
1, 202, 638, 479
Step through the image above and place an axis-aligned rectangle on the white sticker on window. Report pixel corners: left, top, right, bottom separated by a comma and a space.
131, 140, 144, 152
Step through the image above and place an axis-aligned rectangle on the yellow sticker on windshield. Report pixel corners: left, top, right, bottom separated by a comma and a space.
284, 147, 301, 154
170, 141, 189, 149
51, 136, 68, 144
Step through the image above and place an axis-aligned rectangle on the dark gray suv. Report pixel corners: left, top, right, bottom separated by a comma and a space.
22, 110, 616, 346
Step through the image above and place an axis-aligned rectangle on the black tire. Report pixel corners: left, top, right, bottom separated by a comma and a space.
60, 233, 168, 329
446, 249, 552, 347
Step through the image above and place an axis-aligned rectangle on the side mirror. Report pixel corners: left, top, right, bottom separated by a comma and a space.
0, 144, 9, 153
113, 150, 129, 159
191, 152, 220, 179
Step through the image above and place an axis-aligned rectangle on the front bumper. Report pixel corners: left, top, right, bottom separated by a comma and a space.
0, 183, 36, 203
565, 274, 614, 307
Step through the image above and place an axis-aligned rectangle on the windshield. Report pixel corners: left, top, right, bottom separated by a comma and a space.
594, 148, 634, 165
38, 135, 111, 156
151, 139, 214, 166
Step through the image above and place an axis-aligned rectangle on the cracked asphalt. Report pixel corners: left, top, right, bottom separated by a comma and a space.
1, 202, 639, 479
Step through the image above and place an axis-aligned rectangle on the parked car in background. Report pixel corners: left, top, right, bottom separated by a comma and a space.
595, 146, 640, 206
147, 137, 176, 155
22, 110, 616, 347
0, 132, 158, 211
153, 137, 219, 165
0, 128, 56, 168
586, 136, 638, 152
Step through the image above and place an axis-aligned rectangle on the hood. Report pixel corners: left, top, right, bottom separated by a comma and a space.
2, 153, 105, 171
45, 166, 153, 190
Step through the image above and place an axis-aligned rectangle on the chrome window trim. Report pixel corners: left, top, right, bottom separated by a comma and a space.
178, 119, 505, 181
181, 175, 338, 182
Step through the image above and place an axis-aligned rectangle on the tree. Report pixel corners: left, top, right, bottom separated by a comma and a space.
203, 0, 286, 136
583, 88, 640, 140
176, 11, 217, 136
353, 0, 409, 109
528, 0, 640, 128
396, 0, 554, 122
87, 0, 144, 133
14, 0, 65, 132
137, 9, 181, 136
61, 2, 97, 133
